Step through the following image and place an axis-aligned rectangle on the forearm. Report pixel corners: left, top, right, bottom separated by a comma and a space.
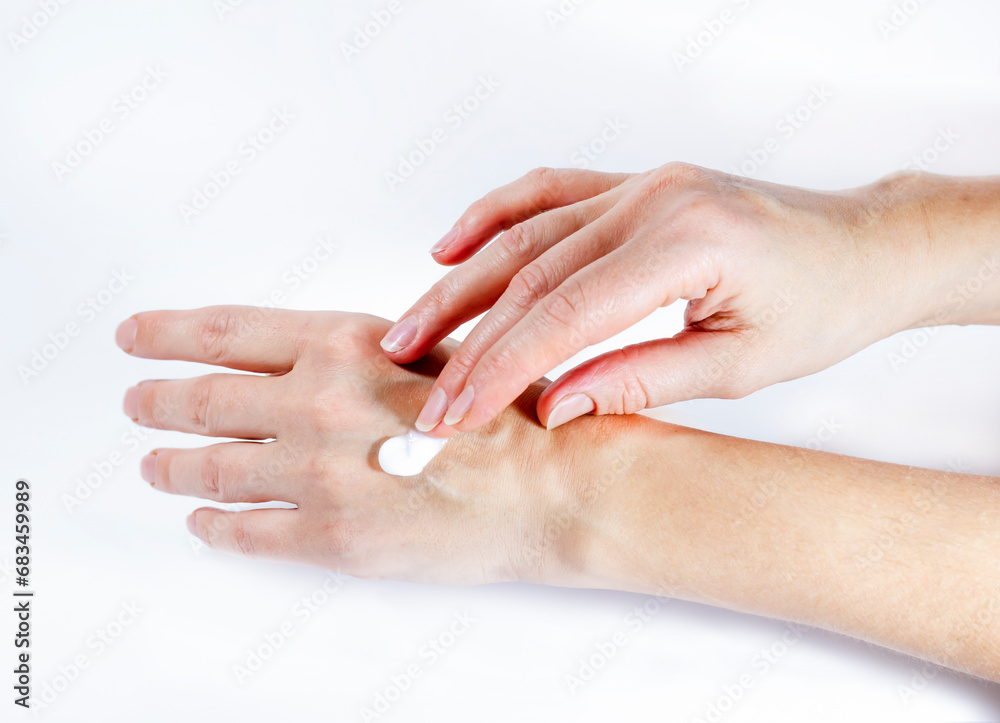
557, 415, 1000, 681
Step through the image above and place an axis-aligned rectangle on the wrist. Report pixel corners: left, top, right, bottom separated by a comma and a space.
862, 171, 1000, 330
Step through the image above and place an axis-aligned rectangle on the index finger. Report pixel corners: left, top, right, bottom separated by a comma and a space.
434, 167, 633, 265
116, 305, 307, 373
442, 239, 702, 432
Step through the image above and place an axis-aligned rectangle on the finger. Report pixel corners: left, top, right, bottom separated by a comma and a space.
383, 196, 617, 364
144, 441, 304, 504
116, 305, 308, 373
536, 331, 741, 429
430, 167, 633, 265
436, 235, 721, 432
413, 209, 631, 433
187, 507, 300, 560
124, 373, 284, 438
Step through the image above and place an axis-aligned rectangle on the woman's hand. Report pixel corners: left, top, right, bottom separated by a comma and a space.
383, 164, 999, 435
114, 306, 591, 585
114, 305, 1000, 681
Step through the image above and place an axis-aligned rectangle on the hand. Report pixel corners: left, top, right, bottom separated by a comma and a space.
114, 306, 587, 585
382, 164, 976, 435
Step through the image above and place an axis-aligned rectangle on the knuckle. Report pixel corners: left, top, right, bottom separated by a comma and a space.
659, 161, 709, 188
230, 518, 257, 557
615, 348, 651, 414
189, 376, 215, 433
312, 519, 357, 563
638, 162, 712, 204
199, 307, 237, 363
201, 448, 223, 497
539, 277, 586, 334
507, 262, 557, 312
495, 221, 538, 265
527, 166, 562, 206
440, 348, 479, 383
421, 275, 460, 319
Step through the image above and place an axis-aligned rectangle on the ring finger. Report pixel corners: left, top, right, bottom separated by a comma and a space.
144, 441, 302, 504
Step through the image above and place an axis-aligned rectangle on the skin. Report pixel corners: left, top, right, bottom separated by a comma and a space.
115, 169, 1000, 682
382, 164, 1000, 435
116, 305, 1000, 683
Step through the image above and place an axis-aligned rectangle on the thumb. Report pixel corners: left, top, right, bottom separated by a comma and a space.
537, 331, 743, 429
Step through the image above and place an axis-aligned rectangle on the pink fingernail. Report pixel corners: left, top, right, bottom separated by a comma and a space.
430, 227, 460, 255
124, 386, 140, 421
186, 514, 197, 535
546, 393, 595, 431
415, 388, 449, 432
443, 385, 475, 426
141, 452, 157, 485
116, 318, 137, 353
380, 316, 419, 353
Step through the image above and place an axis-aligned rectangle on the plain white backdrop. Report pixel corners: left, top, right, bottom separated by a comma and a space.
2, 0, 1000, 720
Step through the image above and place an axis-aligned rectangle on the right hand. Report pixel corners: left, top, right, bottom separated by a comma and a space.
382, 164, 955, 435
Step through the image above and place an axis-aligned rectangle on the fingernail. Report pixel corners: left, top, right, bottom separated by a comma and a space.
186, 514, 197, 536
140, 452, 157, 485
116, 318, 137, 353
415, 387, 449, 432
443, 385, 475, 426
123, 386, 140, 421
430, 227, 460, 255
546, 393, 595, 431
380, 316, 419, 353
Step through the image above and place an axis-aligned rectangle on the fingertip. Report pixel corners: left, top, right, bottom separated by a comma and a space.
380, 315, 419, 354
186, 511, 199, 536
123, 385, 140, 421
429, 226, 461, 257
543, 393, 595, 431
115, 316, 138, 353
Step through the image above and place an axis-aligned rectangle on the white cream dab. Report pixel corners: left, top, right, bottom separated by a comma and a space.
378, 429, 448, 477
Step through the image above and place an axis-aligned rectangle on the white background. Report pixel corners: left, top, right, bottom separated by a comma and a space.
2, 0, 1000, 720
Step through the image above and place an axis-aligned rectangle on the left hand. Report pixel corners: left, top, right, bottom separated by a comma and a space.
115, 306, 585, 585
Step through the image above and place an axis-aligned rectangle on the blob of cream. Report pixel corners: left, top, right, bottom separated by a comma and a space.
378, 430, 448, 476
